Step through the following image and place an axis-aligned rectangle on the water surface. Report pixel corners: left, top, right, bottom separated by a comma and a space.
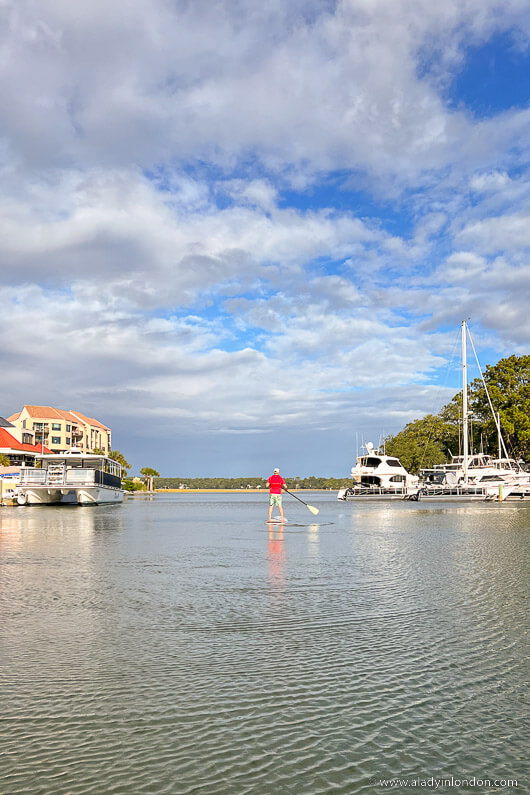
1, 494, 528, 793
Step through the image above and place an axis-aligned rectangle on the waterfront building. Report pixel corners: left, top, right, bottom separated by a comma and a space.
0, 420, 51, 466
7, 406, 112, 455
0, 416, 36, 446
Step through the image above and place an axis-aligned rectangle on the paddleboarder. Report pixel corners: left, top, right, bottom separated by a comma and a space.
267, 468, 286, 523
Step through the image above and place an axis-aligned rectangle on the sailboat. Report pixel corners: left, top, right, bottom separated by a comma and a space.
419, 321, 530, 502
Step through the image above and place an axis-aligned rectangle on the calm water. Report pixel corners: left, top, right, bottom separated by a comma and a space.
1, 493, 528, 794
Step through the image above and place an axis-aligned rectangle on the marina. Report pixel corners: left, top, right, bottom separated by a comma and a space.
338, 322, 530, 503
1, 492, 527, 793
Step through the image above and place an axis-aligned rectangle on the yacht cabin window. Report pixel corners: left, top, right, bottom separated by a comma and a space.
362, 457, 382, 467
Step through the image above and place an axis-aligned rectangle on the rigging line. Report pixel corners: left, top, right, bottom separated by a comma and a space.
467, 329, 513, 467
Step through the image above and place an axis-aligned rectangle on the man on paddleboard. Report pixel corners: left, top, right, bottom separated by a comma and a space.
267, 468, 286, 523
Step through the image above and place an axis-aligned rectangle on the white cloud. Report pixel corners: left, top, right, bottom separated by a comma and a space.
0, 168, 385, 302
457, 212, 530, 253
470, 171, 511, 193
1, 0, 528, 184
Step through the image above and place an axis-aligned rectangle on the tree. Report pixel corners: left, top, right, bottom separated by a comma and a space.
469, 354, 530, 460
0, 454, 10, 466
140, 467, 160, 491
122, 478, 145, 493
384, 354, 530, 471
385, 414, 457, 473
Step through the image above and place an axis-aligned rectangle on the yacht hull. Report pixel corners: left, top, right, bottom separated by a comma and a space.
420, 486, 530, 502
17, 486, 124, 505
338, 487, 420, 501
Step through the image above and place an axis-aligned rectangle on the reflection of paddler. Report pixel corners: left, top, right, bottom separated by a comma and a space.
267, 526, 285, 585
267, 468, 286, 523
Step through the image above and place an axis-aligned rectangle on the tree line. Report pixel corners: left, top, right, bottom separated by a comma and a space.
154, 476, 350, 490
384, 354, 530, 473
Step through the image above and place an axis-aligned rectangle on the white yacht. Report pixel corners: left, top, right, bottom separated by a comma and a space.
16, 449, 124, 505
337, 443, 420, 500
420, 454, 530, 500
421, 453, 529, 486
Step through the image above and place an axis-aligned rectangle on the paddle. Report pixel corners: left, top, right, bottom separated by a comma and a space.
282, 487, 320, 515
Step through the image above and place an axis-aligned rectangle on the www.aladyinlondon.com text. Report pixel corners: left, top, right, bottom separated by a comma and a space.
373, 775, 519, 789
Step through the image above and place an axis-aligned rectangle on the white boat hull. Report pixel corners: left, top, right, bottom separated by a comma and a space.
338, 484, 530, 502
420, 485, 530, 502
17, 486, 124, 506
338, 486, 421, 501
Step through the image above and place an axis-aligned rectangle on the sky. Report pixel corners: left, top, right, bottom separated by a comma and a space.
1, 0, 529, 477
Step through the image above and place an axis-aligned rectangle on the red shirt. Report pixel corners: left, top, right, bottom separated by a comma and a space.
267, 474, 286, 494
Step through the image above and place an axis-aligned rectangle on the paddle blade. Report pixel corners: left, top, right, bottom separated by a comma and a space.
308, 505, 320, 515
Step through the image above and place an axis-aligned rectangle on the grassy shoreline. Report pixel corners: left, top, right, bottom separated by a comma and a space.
152, 488, 333, 493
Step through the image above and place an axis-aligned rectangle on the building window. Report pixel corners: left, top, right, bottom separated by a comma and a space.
52, 423, 61, 431
52, 437, 61, 444
66, 437, 71, 445
66, 425, 71, 432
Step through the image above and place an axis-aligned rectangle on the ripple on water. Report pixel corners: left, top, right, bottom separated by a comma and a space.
1, 499, 528, 793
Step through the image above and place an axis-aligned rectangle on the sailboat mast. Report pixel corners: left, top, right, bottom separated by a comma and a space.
462, 320, 469, 482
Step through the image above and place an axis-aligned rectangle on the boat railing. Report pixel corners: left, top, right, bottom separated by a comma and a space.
18, 467, 121, 489
344, 485, 412, 496
19, 469, 47, 485
66, 469, 97, 485
19, 468, 96, 486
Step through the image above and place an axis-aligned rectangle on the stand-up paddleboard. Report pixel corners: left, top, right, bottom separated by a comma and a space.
266, 516, 288, 524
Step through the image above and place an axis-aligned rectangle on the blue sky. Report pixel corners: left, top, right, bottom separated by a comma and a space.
1, 0, 529, 476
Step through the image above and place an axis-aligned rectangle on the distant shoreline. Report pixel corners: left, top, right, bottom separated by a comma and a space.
152, 488, 333, 493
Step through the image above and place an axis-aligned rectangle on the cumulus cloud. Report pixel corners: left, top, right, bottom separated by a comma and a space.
457, 212, 530, 253
0, 167, 386, 304
1, 0, 528, 182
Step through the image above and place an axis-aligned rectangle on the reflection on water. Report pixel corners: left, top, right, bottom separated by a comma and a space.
307, 524, 320, 557
1, 495, 528, 794
267, 526, 285, 585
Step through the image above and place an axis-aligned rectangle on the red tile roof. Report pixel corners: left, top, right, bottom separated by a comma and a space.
69, 411, 110, 431
8, 406, 110, 431
14, 405, 79, 423
0, 427, 51, 454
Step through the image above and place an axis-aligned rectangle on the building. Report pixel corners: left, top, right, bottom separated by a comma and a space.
7, 406, 112, 455
0, 418, 53, 504
1, 416, 35, 446
0, 418, 51, 465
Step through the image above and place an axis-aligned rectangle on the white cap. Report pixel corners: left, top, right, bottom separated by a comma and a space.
274, 468, 280, 473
